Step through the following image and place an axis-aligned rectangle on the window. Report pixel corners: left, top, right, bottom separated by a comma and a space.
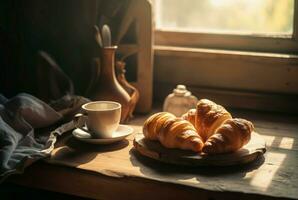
156, 0, 294, 35
154, 0, 298, 53
153, 0, 298, 113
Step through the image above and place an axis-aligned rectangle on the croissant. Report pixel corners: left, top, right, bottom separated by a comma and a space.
143, 112, 176, 140
202, 118, 253, 154
182, 99, 232, 141
181, 108, 196, 126
143, 112, 204, 152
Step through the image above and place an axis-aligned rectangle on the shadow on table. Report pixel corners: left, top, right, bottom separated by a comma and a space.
129, 148, 265, 180
48, 134, 129, 166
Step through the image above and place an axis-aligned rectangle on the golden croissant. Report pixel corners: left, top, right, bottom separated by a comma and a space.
202, 118, 254, 154
143, 112, 204, 152
182, 99, 232, 141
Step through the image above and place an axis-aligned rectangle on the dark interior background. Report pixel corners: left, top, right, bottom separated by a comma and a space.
0, 0, 131, 100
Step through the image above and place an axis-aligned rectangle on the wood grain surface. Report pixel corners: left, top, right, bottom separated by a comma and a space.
7, 110, 298, 200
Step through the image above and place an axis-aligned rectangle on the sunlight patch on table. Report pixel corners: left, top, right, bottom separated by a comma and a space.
262, 135, 275, 147
279, 137, 294, 150
249, 152, 286, 191
261, 135, 295, 150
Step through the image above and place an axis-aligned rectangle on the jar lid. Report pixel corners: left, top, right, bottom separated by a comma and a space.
173, 85, 191, 96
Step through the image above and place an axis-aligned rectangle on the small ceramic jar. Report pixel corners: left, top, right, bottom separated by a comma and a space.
163, 85, 198, 117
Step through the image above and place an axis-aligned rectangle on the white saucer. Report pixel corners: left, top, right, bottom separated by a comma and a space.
72, 124, 133, 144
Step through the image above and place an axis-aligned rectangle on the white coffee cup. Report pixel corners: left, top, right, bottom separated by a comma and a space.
74, 101, 121, 138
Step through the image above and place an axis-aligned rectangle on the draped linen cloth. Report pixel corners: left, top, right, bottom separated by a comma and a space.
0, 93, 89, 182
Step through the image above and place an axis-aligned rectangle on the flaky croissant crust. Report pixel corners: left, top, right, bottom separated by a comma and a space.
143, 112, 175, 140
143, 112, 204, 152
182, 99, 254, 154
182, 99, 232, 141
196, 99, 230, 127
202, 118, 254, 154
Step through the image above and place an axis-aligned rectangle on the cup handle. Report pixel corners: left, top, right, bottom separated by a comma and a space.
73, 113, 88, 129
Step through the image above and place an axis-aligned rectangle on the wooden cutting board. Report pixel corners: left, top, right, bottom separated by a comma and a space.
133, 132, 266, 166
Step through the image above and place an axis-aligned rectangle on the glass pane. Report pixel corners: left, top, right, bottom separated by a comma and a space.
155, 0, 294, 35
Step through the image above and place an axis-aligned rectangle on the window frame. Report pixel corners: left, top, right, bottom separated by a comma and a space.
154, 0, 298, 54
152, 0, 298, 113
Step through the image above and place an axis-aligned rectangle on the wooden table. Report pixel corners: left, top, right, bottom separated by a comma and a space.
7, 110, 298, 200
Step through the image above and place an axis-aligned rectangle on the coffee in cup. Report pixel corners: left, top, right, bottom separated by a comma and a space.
74, 101, 121, 138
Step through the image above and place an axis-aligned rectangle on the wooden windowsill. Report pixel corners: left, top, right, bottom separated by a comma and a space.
153, 45, 298, 113
5, 108, 298, 200
154, 45, 298, 59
